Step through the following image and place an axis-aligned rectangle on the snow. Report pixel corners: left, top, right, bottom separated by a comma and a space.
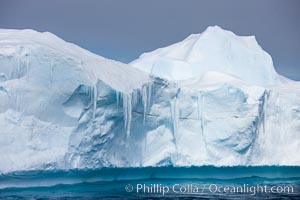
0, 29, 149, 94
131, 26, 280, 86
0, 27, 300, 173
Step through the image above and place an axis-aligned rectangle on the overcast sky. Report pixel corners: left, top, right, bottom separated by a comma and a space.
0, 0, 299, 80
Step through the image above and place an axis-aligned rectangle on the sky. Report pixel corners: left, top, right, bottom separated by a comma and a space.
0, 0, 299, 80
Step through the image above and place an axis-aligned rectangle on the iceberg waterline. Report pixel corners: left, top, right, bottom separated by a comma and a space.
1, 166, 300, 199
0, 26, 299, 173
1, 166, 300, 189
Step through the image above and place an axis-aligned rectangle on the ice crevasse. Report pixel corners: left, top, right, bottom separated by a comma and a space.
0, 26, 299, 173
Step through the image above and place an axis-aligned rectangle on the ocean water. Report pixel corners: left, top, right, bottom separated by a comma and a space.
0, 166, 299, 199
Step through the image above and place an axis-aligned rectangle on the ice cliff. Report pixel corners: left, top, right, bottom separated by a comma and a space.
0, 26, 299, 173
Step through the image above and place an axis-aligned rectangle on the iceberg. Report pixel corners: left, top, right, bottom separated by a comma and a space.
0, 26, 299, 173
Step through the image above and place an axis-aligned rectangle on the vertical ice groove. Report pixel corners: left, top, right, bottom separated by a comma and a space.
147, 83, 152, 110
257, 90, 269, 137
262, 90, 269, 134
25, 59, 30, 81
197, 93, 201, 120
92, 84, 98, 120
123, 94, 127, 129
132, 89, 138, 108
88, 86, 92, 106
197, 92, 205, 135
170, 96, 179, 138
14, 92, 19, 112
263, 92, 266, 133
123, 93, 132, 137
12, 56, 26, 79
128, 94, 132, 137
50, 60, 54, 83
142, 85, 147, 123
17, 57, 20, 78
11, 57, 18, 79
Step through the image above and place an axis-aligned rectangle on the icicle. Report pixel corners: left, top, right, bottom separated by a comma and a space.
92, 84, 98, 120
123, 96, 127, 127
123, 93, 132, 137
170, 97, 179, 138
116, 91, 120, 107
141, 83, 152, 123
127, 94, 132, 137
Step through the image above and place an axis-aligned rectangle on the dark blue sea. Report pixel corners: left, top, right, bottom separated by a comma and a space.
0, 166, 299, 199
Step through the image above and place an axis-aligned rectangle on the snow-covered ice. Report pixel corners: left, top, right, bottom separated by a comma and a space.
131, 26, 279, 86
0, 26, 299, 173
